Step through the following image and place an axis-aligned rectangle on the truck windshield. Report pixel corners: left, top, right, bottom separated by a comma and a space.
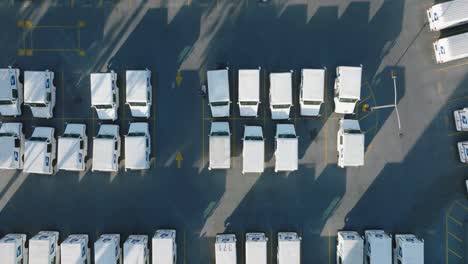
339, 98, 358, 103
29, 137, 48, 142
272, 104, 290, 109
62, 134, 80, 138
127, 132, 145, 137
211, 131, 229, 136
303, 100, 322, 105
345, 129, 362, 134
278, 134, 296, 138
211, 101, 229, 107
96, 134, 114, 139
239, 101, 258, 106
245, 136, 263, 141
27, 103, 47, 107
0, 100, 13, 105
128, 102, 147, 107
94, 104, 113, 109
0, 132, 15, 137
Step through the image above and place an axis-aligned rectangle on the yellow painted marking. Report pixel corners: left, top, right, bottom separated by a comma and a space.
328, 230, 332, 264
202, 97, 205, 168
448, 248, 463, 259
26, 49, 33, 56
456, 200, 468, 211
17, 21, 24, 27
18, 49, 25, 56
176, 152, 183, 168
183, 229, 186, 264
448, 96, 468, 104
176, 69, 183, 87
437, 60, 468, 72
25, 20, 33, 28
449, 215, 462, 226
270, 230, 273, 264
78, 21, 86, 28
448, 232, 463, 242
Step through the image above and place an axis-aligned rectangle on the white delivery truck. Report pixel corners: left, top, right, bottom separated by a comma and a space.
215, 234, 237, 264
457, 141, 468, 163
238, 68, 260, 117
245, 233, 267, 264
29, 231, 60, 264
24, 70, 56, 119
125, 122, 150, 171
300, 68, 325, 116
61, 234, 90, 264
91, 72, 119, 120
434, 32, 468, 63
364, 230, 392, 264
0, 122, 24, 170
209, 122, 231, 170
58, 124, 87, 172
334, 66, 362, 114
123, 235, 148, 264
126, 70, 152, 118
337, 231, 364, 264
207, 69, 230, 117
242, 126, 264, 174
427, 0, 468, 31
92, 125, 120, 172
337, 119, 364, 168
95, 234, 122, 264
393, 234, 424, 264
275, 124, 298, 172
277, 232, 301, 264
270, 72, 293, 120
0, 234, 28, 264
152, 229, 177, 264
453, 107, 468, 131
0, 67, 23, 116
24, 127, 56, 175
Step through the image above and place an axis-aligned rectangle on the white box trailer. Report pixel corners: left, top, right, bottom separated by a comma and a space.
337, 119, 364, 168
91, 72, 119, 120
0, 122, 24, 170
434, 32, 468, 63
337, 231, 364, 264
245, 233, 267, 264
275, 124, 298, 172
215, 234, 237, 264
334, 66, 362, 114
61, 234, 90, 264
24, 127, 56, 175
58, 124, 87, 172
125, 122, 150, 171
393, 234, 424, 264
270, 72, 293, 120
454, 107, 468, 131
209, 122, 231, 170
238, 68, 260, 117
24, 70, 56, 119
208, 69, 230, 117
0, 234, 28, 264
364, 230, 392, 264
123, 235, 148, 264
29, 231, 60, 264
457, 141, 468, 163
277, 232, 301, 264
152, 229, 177, 264
427, 0, 468, 31
0, 67, 23, 116
95, 234, 122, 264
242, 126, 264, 174
126, 70, 152, 118
92, 125, 120, 172
300, 69, 325, 116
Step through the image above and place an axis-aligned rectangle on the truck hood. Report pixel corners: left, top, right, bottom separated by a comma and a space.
29, 105, 53, 118
96, 108, 118, 121
271, 108, 290, 120
210, 104, 230, 118
0, 103, 20, 116
334, 98, 356, 114
300, 104, 321, 116
239, 104, 258, 117
129, 105, 150, 118
128, 122, 149, 134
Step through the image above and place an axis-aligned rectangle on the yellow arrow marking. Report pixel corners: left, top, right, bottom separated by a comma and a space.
176, 151, 183, 168
176, 69, 183, 87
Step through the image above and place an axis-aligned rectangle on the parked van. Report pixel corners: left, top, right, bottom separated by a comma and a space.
277, 232, 301, 264
208, 69, 230, 117
245, 233, 267, 264
125, 122, 151, 171
215, 234, 236, 264
123, 235, 148, 264
24, 70, 55, 118
337, 231, 364, 264
334, 66, 362, 114
152, 230, 177, 264
95, 234, 122, 264
434, 32, 468, 63
238, 68, 260, 117
61, 234, 90, 264
58, 124, 87, 171
270, 72, 293, 120
453, 107, 468, 131
209, 122, 231, 170
275, 124, 298, 172
29, 231, 60, 264
300, 68, 325, 116
0, 67, 23, 116
91, 71, 119, 120
126, 69, 152, 118
0, 234, 28, 264
242, 126, 264, 174
0, 122, 24, 170
393, 234, 424, 264
457, 141, 468, 163
24, 127, 56, 175
427, 0, 468, 31
92, 125, 120, 172
337, 119, 364, 168
364, 230, 391, 264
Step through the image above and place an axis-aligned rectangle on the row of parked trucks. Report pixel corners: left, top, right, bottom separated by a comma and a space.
426, 0, 468, 63
0, 67, 152, 119
0, 230, 176, 264
0, 122, 151, 174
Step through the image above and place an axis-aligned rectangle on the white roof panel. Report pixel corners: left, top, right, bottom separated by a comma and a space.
215, 235, 236, 264
435, 32, 468, 63
29, 239, 51, 264
209, 136, 230, 169
152, 236, 174, 264
24, 142, 49, 174
270, 72, 292, 104
24, 71, 49, 103
208, 69, 230, 102
428, 0, 468, 31
238, 69, 260, 102
343, 134, 365, 166
301, 69, 325, 101
125, 136, 147, 169
124, 238, 147, 264
58, 138, 82, 170
95, 240, 117, 264
126, 70, 149, 102
0, 138, 15, 169
243, 140, 264, 173
275, 138, 298, 171
277, 239, 300, 264
366, 231, 391, 264
0, 68, 17, 100
337, 67, 362, 99
92, 139, 115, 171
61, 243, 83, 264
245, 236, 267, 264
91, 73, 114, 105
0, 242, 16, 264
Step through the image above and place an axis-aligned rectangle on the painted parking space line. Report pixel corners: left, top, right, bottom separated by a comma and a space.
436, 60, 468, 72
449, 248, 463, 259
448, 214, 463, 226
446, 199, 468, 264
448, 231, 463, 243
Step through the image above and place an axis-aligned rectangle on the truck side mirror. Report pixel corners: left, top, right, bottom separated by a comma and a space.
46, 92, 51, 102
114, 141, 118, 150
11, 89, 18, 99
80, 140, 84, 150
46, 143, 52, 153
14, 138, 20, 148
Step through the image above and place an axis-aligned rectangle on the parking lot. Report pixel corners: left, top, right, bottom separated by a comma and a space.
0, 0, 468, 263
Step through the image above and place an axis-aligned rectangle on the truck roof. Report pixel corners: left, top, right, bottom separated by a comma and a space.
301, 69, 325, 101
124, 235, 147, 264
365, 230, 391, 264
338, 231, 363, 264
243, 140, 264, 173
91, 73, 114, 105
209, 136, 230, 169
454, 109, 468, 131
126, 70, 149, 102
275, 138, 298, 171
215, 235, 236, 264
92, 139, 116, 171
270, 72, 292, 105
428, 0, 468, 31
0, 68, 18, 100
208, 69, 230, 102
342, 133, 364, 166
25, 131, 53, 175
152, 230, 175, 264
95, 235, 119, 264
30, 234, 55, 264
61, 239, 85, 264
435, 32, 468, 63
0, 137, 17, 169
58, 138, 82, 171
238, 69, 260, 101
0, 240, 16, 264
337, 66, 362, 99
24, 71, 51, 104
125, 136, 147, 170
396, 235, 424, 264
277, 233, 300, 264
245, 233, 267, 264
